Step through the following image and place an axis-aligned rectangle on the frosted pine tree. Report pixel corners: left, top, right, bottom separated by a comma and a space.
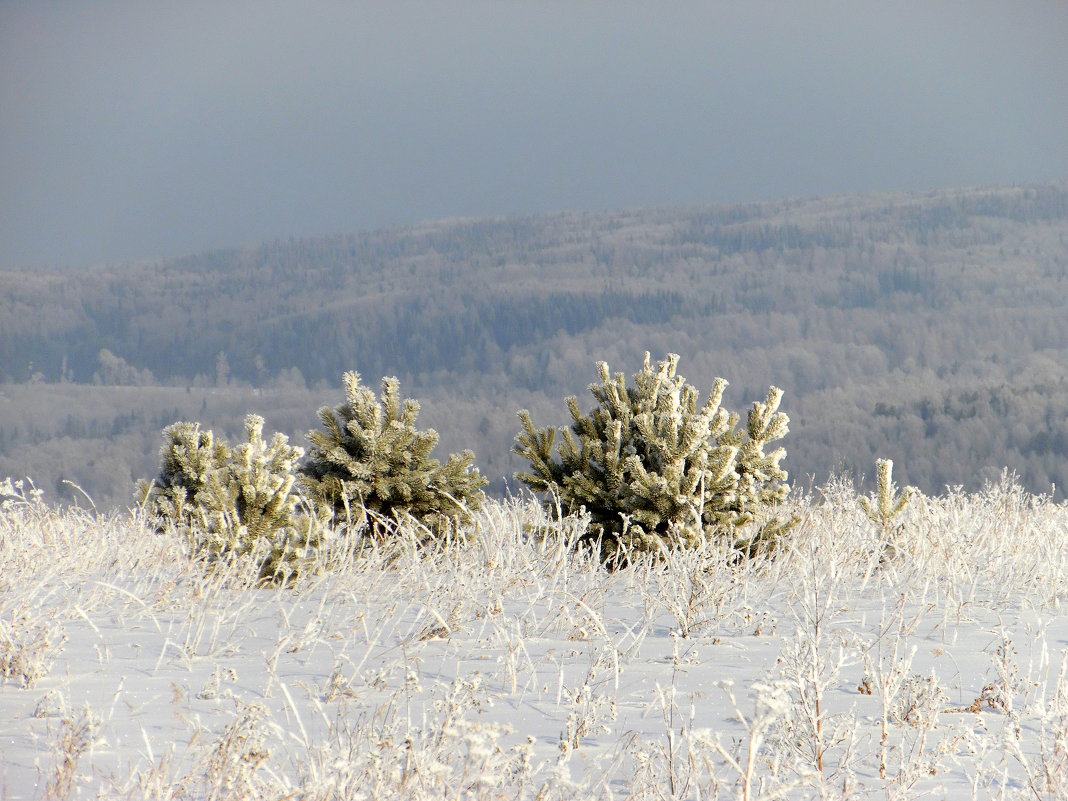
718, 385, 797, 555
515, 353, 796, 562
860, 458, 917, 558
299, 371, 487, 537
136, 421, 230, 530
137, 415, 321, 581
225, 414, 325, 578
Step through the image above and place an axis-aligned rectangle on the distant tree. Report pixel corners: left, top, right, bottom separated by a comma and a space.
93, 349, 154, 386
215, 352, 231, 388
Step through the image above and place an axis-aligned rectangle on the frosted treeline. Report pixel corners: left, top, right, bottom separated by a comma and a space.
3, 184, 1068, 507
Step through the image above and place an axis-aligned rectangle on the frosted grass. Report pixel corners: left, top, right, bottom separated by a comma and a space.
3, 476, 1068, 799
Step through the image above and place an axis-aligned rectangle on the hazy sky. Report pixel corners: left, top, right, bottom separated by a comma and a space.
2, 1, 1067, 270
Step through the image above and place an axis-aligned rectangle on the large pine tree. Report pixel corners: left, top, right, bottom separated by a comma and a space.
515, 353, 795, 561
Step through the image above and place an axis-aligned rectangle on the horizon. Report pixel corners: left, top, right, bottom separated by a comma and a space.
3, 0, 1067, 270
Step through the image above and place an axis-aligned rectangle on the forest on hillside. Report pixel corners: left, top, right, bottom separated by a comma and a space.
1, 183, 1067, 509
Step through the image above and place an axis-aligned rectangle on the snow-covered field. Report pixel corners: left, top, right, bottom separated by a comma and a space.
3, 477, 1068, 800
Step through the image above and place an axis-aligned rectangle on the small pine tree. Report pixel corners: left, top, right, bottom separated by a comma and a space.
299, 371, 487, 536
515, 353, 796, 562
137, 415, 321, 582
859, 458, 916, 557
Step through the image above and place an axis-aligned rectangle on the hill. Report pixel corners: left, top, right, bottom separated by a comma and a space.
1, 183, 1067, 508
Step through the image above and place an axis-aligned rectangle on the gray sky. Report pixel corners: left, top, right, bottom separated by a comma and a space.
2, 1, 1067, 270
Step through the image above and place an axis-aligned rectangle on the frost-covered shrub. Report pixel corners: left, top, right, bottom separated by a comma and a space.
137, 414, 322, 582
515, 353, 796, 563
0, 603, 67, 688
299, 371, 487, 537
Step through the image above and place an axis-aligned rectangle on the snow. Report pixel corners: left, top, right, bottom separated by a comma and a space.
3, 478, 1068, 799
